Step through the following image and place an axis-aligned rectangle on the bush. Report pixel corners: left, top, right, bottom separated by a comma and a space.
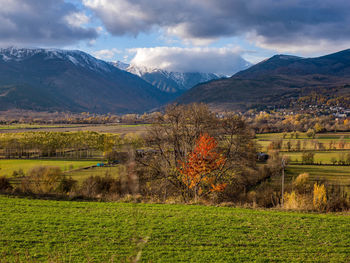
293, 173, 310, 194
12, 169, 25, 177
80, 175, 122, 198
20, 166, 64, 194
306, 129, 315, 138
313, 183, 327, 211
0, 176, 12, 192
302, 152, 314, 164
284, 191, 311, 210
326, 185, 350, 212
57, 176, 78, 194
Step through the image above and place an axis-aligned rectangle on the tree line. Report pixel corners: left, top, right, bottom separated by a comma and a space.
0, 131, 122, 158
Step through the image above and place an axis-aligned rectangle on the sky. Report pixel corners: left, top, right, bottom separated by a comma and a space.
1, 0, 350, 75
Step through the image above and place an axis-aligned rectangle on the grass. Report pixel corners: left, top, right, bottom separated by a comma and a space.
66, 166, 121, 182
0, 123, 151, 135
0, 124, 80, 130
0, 159, 98, 177
283, 151, 350, 164
256, 132, 350, 152
0, 196, 349, 262
286, 165, 350, 186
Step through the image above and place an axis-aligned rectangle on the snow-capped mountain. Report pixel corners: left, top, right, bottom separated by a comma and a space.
111, 62, 224, 93
0, 47, 170, 113
0, 47, 112, 73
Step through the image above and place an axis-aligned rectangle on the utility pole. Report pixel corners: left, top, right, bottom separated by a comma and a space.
281, 158, 286, 206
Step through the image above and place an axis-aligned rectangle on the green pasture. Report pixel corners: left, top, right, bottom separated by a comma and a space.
286, 165, 350, 187
65, 166, 121, 182
256, 132, 350, 140
283, 151, 350, 164
256, 132, 350, 152
0, 196, 349, 262
0, 159, 98, 177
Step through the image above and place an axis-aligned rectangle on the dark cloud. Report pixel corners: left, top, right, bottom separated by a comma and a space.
84, 0, 350, 53
0, 0, 97, 47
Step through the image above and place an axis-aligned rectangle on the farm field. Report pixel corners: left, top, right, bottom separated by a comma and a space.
0, 196, 349, 262
286, 165, 350, 187
0, 123, 150, 135
65, 166, 121, 182
283, 151, 350, 164
256, 132, 350, 152
0, 159, 98, 177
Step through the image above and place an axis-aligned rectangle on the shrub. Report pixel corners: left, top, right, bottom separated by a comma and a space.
313, 183, 327, 211
302, 152, 314, 164
80, 175, 122, 198
57, 176, 77, 194
306, 129, 315, 138
12, 169, 25, 177
0, 176, 12, 192
284, 191, 311, 210
293, 173, 310, 194
20, 166, 64, 194
326, 185, 350, 212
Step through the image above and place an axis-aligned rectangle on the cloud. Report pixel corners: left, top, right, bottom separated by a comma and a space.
0, 0, 98, 47
92, 48, 122, 60
84, 0, 350, 54
129, 47, 250, 75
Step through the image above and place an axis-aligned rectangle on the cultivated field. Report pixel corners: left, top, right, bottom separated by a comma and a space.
256, 132, 350, 190
0, 196, 349, 262
65, 166, 121, 182
0, 123, 150, 136
0, 159, 98, 177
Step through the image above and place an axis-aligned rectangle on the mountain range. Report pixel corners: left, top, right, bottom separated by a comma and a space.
111, 62, 223, 94
177, 49, 350, 110
1, 47, 350, 114
0, 47, 170, 113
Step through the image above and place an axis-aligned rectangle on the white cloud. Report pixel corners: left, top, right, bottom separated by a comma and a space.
64, 12, 90, 28
129, 46, 250, 75
92, 48, 121, 60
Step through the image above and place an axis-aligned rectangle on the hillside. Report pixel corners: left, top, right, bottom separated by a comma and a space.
0, 48, 170, 113
1, 196, 349, 262
178, 49, 350, 110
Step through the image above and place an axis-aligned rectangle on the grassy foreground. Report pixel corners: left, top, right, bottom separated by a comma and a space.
0, 197, 349, 262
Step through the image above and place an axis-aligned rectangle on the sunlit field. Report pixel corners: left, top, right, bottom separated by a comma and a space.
0, 196, 349, 262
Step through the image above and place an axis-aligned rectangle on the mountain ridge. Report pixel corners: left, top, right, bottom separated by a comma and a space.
111, 61, 224, 94
0, 47, 171, 113
177, 49, 350, 110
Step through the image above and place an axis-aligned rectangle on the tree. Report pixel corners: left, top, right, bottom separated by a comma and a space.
302, 151, 315, 164
136, 103, 258, 202
178, 134, 227, 201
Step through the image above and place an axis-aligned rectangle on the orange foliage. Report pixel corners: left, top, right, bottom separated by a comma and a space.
178, 133, 227, 194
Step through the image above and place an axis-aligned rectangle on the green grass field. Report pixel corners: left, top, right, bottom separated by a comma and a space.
286, 165, 350, 186
256, 132, 350, 152
283, 151, 350, 164
0, 196, 349, 262
0, 159, 98, 177
66, 166, 121, 182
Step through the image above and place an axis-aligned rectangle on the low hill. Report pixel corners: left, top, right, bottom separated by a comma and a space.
178, 49, 350, 110
0, 48, 170, 113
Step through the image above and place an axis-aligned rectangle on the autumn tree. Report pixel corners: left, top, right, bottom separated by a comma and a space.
136, 103, 258, 202
178, 134, 226, 201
